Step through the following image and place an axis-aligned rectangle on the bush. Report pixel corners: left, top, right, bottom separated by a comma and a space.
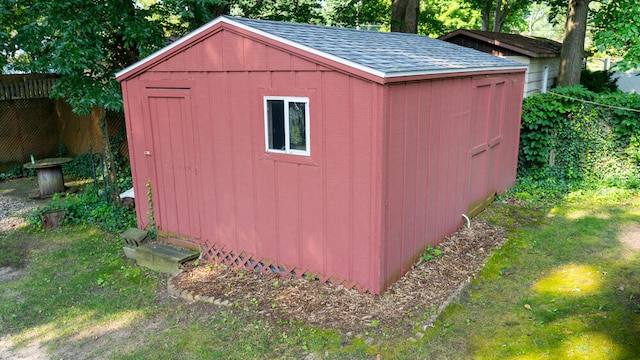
0, 165, 36, 181
519, 86, 640, 188
62, 153, 97, 180
580, 69, 619, 93
31, 184, 136, 234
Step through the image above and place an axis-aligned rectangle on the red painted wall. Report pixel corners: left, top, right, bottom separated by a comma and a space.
380, 74, 524, 290
122, 28, 386, 292
120, 24, 525, 294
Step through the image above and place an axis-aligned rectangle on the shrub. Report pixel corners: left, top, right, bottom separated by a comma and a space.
31, 184, 136, 234
62, 153, 97, 180
580, 69, 619, 93
0, 165, 36, 181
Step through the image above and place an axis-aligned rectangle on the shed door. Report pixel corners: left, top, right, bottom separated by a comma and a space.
143, 88, 201, 239
467, 79, 506, 216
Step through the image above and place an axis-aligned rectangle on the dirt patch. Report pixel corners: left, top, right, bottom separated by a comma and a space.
172, 221, 507, 335
620, 223, 640, 252
0, 266, 26, 282
0, 334, 49, 360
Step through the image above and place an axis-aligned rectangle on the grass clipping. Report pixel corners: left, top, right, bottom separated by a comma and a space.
172, 221, 506, 335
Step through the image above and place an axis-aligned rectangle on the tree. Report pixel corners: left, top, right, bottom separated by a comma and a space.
0, 0, 169, 113
418, 0, 481, 36
322, 0, 391, 28
593, 0, 640, 71
0, 0, 219, 201
231, 0, 322, 23
464, 0, 530, 32
0, 0, 233, 113
391, 0, 419, 33
557, 0, 590, 86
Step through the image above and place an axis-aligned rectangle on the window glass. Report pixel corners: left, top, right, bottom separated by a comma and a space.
264, 97, 309, 156
267, 100, 285, 150
289, 102, 306, 151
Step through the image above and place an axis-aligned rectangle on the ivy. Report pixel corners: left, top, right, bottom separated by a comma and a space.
31, 184, 136, 234
519, 86, 640, 188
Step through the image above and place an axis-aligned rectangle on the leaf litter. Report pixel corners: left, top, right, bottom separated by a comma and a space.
172, 221, 507, 336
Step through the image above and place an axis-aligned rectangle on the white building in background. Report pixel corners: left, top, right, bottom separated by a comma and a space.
440, 29, 562, 97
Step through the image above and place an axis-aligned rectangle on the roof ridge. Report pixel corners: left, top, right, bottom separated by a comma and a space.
117, 16, 527, 81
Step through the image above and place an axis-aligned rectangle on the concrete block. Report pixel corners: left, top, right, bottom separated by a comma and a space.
123, 246, 137, 260
121, 228, 149, 247
135, 243, 199, 275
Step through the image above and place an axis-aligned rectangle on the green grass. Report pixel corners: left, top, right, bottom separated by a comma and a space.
3, 187, 640, 358
420, 189, 640, 359
0, 226, 357, 358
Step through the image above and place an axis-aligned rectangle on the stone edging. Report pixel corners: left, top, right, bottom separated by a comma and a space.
167, 269, 480, 345
167, 270, 231, 306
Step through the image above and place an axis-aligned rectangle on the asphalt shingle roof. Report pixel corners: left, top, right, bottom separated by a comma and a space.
229, 17, 525, 76
117, 16, 526, 81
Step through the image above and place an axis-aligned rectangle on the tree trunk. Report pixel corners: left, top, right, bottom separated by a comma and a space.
391, 0, 419, 33
557, 0, 589, 86
480, 1, 491, 31
99, 112, 121, 205
493, 0, 502, 32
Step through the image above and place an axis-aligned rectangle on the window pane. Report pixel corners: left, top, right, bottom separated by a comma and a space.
267, 100, 285, 150
289, 102, 306, 151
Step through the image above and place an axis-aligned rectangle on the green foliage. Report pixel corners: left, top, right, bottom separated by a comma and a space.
31, 184, 136, 234
580, 69, 619, 93
593, 0, 640, 72
419, 0, 481, 36
461, 0, 530, 32
146, 179, 157, 241
62, 153, 96, 180
233, 0, 322, 23
56, 143, 68, 157
1, 0, 168, 114
499, 168, 582, 208
322, 0, 390, 28
519, 86, 640, 188
0, 165, 35, 181
422, 245, 443, 262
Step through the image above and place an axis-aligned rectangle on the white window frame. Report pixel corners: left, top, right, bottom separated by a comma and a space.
263, 96, 310, 156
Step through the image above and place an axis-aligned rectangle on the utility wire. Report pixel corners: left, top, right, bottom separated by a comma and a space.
540, 88, 640, 113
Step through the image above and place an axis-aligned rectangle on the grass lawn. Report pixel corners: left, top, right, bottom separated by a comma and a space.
2, 187, 640, 359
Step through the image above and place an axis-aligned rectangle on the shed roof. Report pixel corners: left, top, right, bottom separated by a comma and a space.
439, 29, 562, 58
116, 16, 526, 81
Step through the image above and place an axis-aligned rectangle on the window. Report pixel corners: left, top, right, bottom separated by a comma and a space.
264, 97, 310, 156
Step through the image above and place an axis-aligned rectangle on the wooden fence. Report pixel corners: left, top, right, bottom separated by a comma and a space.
0, 74, 58, 100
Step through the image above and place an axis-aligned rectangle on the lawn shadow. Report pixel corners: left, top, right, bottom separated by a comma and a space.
424, 197, 640, 359
0, 226, 175, 359
521, 202, 640, 358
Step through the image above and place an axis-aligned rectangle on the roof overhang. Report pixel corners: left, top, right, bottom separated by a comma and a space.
439, 29, 560, 59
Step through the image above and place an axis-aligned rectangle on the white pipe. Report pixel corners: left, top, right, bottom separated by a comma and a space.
462, 214, 471, 229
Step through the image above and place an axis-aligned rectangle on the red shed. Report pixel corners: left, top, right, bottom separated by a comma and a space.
116, 16, 526, 294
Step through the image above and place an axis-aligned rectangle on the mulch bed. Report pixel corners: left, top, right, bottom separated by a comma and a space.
171, 221, 507, 335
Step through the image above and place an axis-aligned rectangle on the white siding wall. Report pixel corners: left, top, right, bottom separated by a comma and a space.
506, 56, 560, 97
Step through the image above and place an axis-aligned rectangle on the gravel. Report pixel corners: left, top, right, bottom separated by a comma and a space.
0, 194, 37, 232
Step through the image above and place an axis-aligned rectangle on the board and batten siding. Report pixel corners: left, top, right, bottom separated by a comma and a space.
120, 19, 526, 294
380, 73, 524, 289
121, 27, 386, 292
